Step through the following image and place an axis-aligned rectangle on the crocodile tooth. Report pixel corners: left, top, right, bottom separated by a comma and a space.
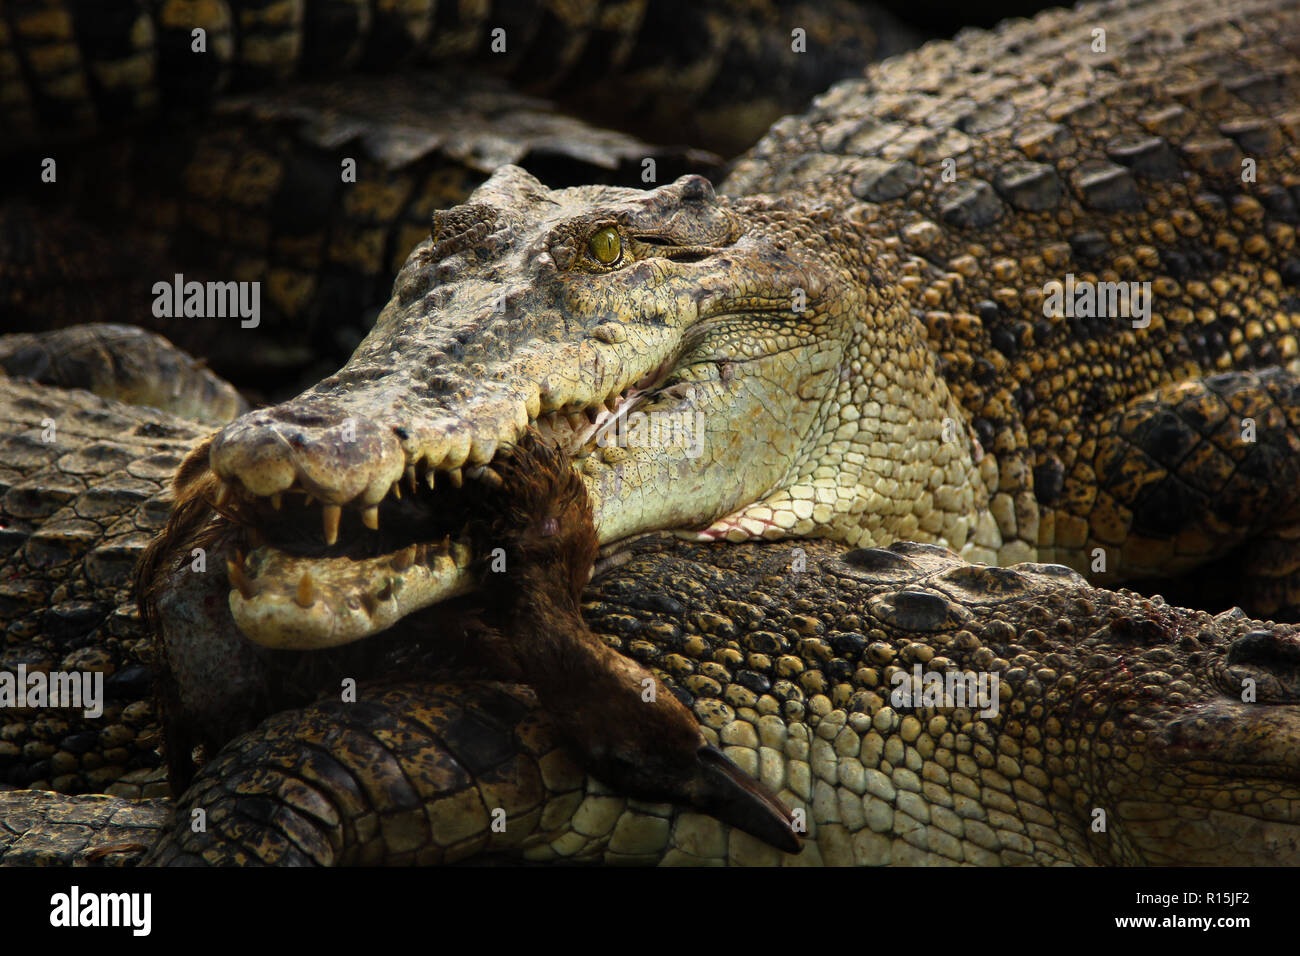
470, 435, 498, 465
215, 481, 233, 508
322, 505, 341, 546
305, 494, 317, 507
377, 578, 394, 602
362, 505, 379, 530
441, 433, 471, 471
425, 471, 436, 491
270, 493, 282, 510
392, 545, 416, 571
226, 552, 255, 600
295, 571, 316, 608
477, 466, 503, 489
360, 592, 378, 615
390, 480, 402, 500
439, 533, 452, 552
448, 468, 463, 489
405, 465, 417, 493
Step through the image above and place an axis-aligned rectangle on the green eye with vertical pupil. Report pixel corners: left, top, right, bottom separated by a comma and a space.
589, 227, 621, 264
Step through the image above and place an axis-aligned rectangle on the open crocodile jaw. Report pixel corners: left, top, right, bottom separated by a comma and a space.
211, 427, 504, 650
211, 357, 704, 649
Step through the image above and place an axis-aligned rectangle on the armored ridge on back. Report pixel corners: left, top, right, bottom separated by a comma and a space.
2, 0, 1300, 866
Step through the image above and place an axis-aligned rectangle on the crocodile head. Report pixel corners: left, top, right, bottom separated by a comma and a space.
204, 164, 979, 648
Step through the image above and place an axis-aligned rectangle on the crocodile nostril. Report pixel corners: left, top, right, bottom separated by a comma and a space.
271, 410, 337, 428
1226, 629, 1300, 667
678, 175, 715, 202
263, 399, 357, 429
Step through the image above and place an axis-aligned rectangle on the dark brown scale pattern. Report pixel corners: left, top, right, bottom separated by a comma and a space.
727, 0, 1300, 592
0, 0, 912, 155
7, 534, 1299, 865
0, 377, 209, 798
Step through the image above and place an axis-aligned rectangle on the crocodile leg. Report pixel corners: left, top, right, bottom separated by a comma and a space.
1058, 370, 1300, 611
0, 682, 578, 867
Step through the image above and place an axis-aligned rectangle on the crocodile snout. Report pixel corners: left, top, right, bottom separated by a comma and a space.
210, 397, 405, 507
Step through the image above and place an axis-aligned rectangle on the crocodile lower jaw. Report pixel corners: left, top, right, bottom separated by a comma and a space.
227, 540, 474, 649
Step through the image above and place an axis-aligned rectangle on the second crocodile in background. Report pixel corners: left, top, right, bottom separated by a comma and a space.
191, 0, 1300, 656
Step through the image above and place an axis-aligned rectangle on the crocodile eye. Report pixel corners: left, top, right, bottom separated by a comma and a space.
588, 227, 622, 265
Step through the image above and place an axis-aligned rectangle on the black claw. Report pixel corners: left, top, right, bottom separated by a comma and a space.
688, 745, 801, 855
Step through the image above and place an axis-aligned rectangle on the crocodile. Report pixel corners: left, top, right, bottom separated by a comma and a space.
190, 0, 1300, 664
4, 0, 1300, 866
7, 471, 1300, 864
4, 331, 1297, 867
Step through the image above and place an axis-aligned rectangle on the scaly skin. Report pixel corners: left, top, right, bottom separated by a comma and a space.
0, 373, 210, 796
7, 536, 1300, 866
201, 0, 1300, 651
0, 325, 246, 426
0, 0, 913, 156
5, 0, 1300, 867
2, 352, 1297, 867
